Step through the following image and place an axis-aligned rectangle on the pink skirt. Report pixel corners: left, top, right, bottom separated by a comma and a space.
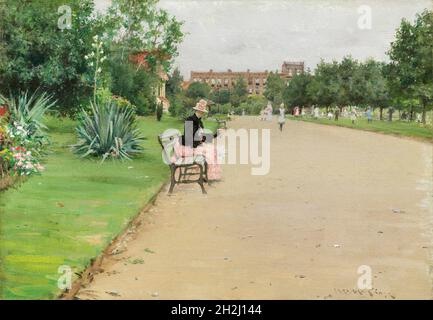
174, 142, 222, 181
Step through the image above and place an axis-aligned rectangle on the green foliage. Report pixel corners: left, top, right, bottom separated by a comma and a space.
156, 102, 163, 121
72, 101, 144, 161
229, 77, 248, 107
264, 72, 285, 104
3, 91, 55, 138
166, 68, 183, 99
238, 96, 268, 115
108, 54, 159, 116
211, 89, 231, 105
105, 0, 185, 72
283, 72, 313, 110
307, 60, 340, 107
387, 9, 433, 123
186, 82, 211, 99
0, 0, 96, 116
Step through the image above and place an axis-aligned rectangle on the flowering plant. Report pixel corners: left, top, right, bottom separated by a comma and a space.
6, 121, 48, 156
10, 146, 44, 176
85, 35, 107, 105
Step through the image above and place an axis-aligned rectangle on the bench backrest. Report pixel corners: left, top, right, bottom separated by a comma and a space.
158, 129, 182, 165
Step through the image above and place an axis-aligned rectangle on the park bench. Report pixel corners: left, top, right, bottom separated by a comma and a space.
158, 129, 208, 194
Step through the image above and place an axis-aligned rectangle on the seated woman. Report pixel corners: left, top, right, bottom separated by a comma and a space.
177, 99, 222, 181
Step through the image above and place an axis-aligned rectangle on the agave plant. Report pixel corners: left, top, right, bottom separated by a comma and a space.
0, 91, 55, 156
2, 91, 56, 136
72, 101, 144, 161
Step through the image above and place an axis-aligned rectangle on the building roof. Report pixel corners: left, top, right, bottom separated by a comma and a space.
129, 50, 171, 81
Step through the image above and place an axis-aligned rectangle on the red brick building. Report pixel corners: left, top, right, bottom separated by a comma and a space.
189, 61, 304, 95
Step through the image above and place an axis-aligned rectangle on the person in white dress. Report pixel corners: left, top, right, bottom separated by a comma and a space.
350, 108, 357, 124
278, 103, 286, 131
265, 101, 273, 121
314, 106, 320, 119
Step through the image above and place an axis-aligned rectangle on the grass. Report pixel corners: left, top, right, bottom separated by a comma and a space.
289, 116, 432, 142
0, 114, 217, 300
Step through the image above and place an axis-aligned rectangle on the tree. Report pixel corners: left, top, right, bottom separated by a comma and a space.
102, 0, 185, 116
104, 0, 184, 72
166, 68, 183, 99
357, 60, 389, 119
283, 72, 313, 111
0, 0, 96, 115
185, 82, 211, 100
230, 76, 248, 107
307, 60, 340, 110
264, 72, 285, 104
211, 89, 231, 105
335, 56, 359, 109
388, 10, 433, 124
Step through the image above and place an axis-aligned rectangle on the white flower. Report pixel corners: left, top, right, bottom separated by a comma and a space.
97, 67, 102, 73
84, 55, 89, 60
100, 49, 104, 54
101, 56, 106, 62
93, 35, 99, 40
89, 62, 93, 67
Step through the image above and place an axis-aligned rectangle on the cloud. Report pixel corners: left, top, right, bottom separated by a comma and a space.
96, 0, 431, 78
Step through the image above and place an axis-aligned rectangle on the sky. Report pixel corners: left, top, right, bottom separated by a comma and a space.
96, 0, 432, 78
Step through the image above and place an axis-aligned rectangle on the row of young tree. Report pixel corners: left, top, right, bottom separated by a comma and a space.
0, 0, 184, 116
164, 9, 432, 123
264, 9, 432, 124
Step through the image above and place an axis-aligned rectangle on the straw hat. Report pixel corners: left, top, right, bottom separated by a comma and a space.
193, 99, 209, 113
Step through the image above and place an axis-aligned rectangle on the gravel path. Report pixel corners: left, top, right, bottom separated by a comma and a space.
77, 117, 433, 300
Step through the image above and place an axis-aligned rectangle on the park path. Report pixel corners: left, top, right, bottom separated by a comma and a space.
77, 117, 433, 300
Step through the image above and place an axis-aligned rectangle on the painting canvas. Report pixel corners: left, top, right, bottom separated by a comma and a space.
0, 0, 432, 304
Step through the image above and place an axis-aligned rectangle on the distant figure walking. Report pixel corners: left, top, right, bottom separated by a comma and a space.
351, 109, 357, 124
334, 107, 339, 121
327, 111, 333, 120
265, 101, 273, 121
294, 106, 300, 117
278, 103, 286, 132
314, 106, 320, 119
366, 107, 373, 123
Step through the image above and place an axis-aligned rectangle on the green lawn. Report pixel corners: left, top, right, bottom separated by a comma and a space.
289, 116, 432, 141
0, 115, 217, 299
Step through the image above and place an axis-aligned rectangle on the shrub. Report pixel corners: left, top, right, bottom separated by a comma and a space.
156, 102, 163, 121
72, 101, 144, 161
2, 91, 55, 134
1, 91, 54, 156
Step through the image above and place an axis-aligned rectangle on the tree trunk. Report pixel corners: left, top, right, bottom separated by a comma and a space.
379, 107, 383, 121
409, 105, 414, 121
